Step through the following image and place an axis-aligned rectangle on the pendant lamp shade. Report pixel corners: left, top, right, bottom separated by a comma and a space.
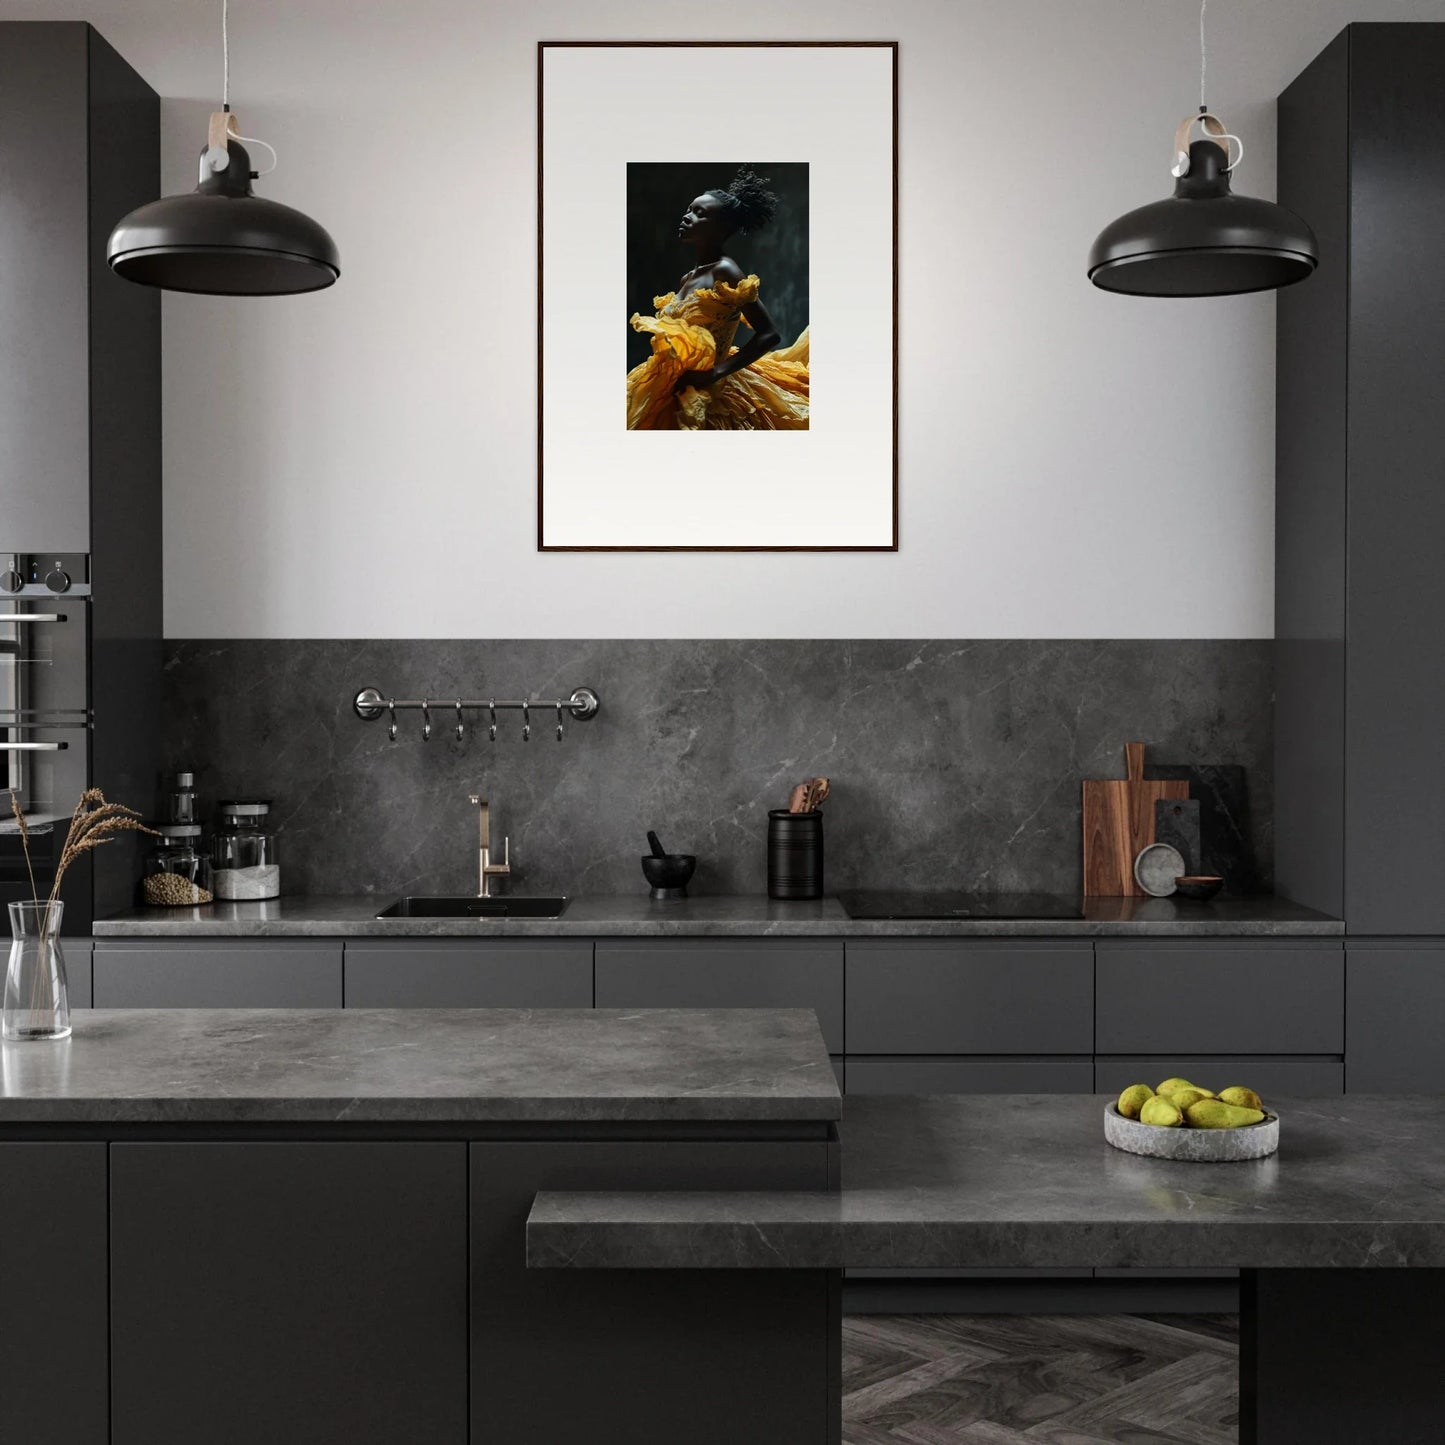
108, 136, 339, 296
1088, 138, 1316, 298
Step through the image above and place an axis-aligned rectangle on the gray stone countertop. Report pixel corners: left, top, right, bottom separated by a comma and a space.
91, 893, 1343, 938
528, 1093, 1445, 1270
0, 1008, 839, 1125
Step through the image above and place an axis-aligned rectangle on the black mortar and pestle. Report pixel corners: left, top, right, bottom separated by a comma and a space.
642, 830, 696, 901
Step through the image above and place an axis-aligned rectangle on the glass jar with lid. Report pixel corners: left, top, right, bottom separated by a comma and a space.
142, 824, 214, 907
160, 770, 198, 825
211, 800, 281, 901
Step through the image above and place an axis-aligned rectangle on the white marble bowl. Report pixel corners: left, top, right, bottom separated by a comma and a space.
1104, 1102, 1280, 1161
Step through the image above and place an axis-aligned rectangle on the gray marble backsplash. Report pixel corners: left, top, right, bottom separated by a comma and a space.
159, 640, 1273, 900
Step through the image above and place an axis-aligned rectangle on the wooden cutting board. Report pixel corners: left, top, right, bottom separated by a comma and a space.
1082, 742, 1189, 896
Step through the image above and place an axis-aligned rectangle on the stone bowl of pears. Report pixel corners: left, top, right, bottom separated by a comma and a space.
1105, 1077, 1279, 1161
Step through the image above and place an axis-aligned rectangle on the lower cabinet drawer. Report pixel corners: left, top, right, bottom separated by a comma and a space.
93, 941, 343, 1008
66, 940, 93, 1009
1345, 943, 1445, 1092
1095, 941, 1343, 1054
1095, 1056, 1344, 1097
344, 940, 592, 1008
846, 941, 1093, 1055
594, 941, 843, 1053
845, 1058, 1095, 1095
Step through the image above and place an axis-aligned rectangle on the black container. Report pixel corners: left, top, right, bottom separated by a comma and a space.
768, 810, 824, 900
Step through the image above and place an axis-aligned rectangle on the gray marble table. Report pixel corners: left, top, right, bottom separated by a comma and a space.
528, 1092, 1445, 1269
530, 1092, 1445, 1444
0, 1007, 840, 1124
91, 891, 1343, 937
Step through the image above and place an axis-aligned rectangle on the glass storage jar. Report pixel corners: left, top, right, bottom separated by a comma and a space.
142, 825, 214, 907
160, 770, 198, 825
211, 800, 281, 901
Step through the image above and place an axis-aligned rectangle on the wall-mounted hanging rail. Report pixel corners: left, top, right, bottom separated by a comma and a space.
352, 685, 600, 743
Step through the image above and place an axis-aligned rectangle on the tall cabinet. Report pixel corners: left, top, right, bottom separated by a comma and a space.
1276, 23, 1445, 1089
0, 23, 162, 929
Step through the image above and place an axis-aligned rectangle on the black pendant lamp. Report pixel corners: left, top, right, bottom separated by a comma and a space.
1088, 1, 1315, 297
107, 1, 338, 296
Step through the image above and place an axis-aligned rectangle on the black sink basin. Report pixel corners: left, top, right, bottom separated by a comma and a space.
376, 896, 569, 919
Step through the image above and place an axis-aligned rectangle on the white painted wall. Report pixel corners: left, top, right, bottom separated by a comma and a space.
2, 0, 1439, 638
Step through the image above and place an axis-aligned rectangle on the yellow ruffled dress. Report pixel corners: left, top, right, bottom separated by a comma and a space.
625, 274, 809, 430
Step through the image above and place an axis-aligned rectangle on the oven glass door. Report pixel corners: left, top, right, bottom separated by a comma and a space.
1, 602, 90, 919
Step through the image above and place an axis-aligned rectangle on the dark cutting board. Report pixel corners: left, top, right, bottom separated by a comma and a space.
1145, 763, 1259, 894
1154, 797, 1202, 877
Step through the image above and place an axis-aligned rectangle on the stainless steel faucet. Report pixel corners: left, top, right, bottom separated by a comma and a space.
467, 794, 511, 897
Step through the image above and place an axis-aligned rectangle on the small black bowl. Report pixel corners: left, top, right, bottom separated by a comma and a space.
1173, 875, 1224, 902
642, 854, 696, 900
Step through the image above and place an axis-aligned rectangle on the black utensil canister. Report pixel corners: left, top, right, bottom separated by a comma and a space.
768, 809, 824, 900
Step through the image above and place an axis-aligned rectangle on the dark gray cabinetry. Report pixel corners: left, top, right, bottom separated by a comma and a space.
0, 1144, 108, 1445
595, 940, 844, 1053
344, 939, 592, 1007
1096, 941, 1344, 1096
0, 23, 157, 550
93, 940, 342, 1007
1095, 1056, 1344, 1097
846, 941, 1094, 1055
1277, 25, 1445, 935
1346, 943, 1445, 1092
0, 23, 91, 549
66, 939, 93, 1008
0, 22, 161, 929
110, 1142, 468, 1445
471, 1140, 835, 1445
1095, 942, 1343, 1055
847, 1058, 1094, 1094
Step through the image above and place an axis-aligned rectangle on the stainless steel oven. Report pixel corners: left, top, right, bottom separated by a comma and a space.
1, 558, 93, 928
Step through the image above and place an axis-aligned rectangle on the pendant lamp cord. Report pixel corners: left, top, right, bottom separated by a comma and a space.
1198, 0, 1207, 111
216, 0, 278, 174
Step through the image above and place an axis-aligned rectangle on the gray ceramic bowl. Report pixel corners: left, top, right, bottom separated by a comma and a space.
1104, 1103, 1279, 1161
1134, 842, 1186, 897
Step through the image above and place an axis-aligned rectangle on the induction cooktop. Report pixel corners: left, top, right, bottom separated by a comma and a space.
836, 891, 1085, 921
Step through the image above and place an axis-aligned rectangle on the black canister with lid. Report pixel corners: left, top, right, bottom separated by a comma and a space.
767, 809, 824, 900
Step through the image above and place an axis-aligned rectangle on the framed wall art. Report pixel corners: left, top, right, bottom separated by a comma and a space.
537, 41, 898, 551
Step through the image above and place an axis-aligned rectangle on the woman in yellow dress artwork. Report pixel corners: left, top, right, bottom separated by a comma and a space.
626, 167, 809, 430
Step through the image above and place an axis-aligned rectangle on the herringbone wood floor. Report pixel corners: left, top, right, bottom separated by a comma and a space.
842, 1314, 1239, 1445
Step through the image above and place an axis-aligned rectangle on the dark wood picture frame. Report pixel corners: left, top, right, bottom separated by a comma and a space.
537, 40, 899, 552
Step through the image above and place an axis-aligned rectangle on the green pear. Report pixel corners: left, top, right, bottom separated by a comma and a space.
1218, 1086, 1264, 1112
1140, 1096, 1185, 1127
1117, 1084, 1154, 1119
1185, 1099, 1266, 1129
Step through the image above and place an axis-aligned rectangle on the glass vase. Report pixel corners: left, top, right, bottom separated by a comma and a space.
4, 901, 71, 1042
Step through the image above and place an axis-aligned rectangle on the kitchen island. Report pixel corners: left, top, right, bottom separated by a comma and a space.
533, 1093, 1445, 1445
0, 1007, 841, 1445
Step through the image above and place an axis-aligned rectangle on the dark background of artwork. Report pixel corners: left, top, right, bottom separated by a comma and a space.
625, 162, 809, 372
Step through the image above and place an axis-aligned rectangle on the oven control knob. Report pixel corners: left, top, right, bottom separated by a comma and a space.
0, 569, 21, 594
44, 568, 71, 594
